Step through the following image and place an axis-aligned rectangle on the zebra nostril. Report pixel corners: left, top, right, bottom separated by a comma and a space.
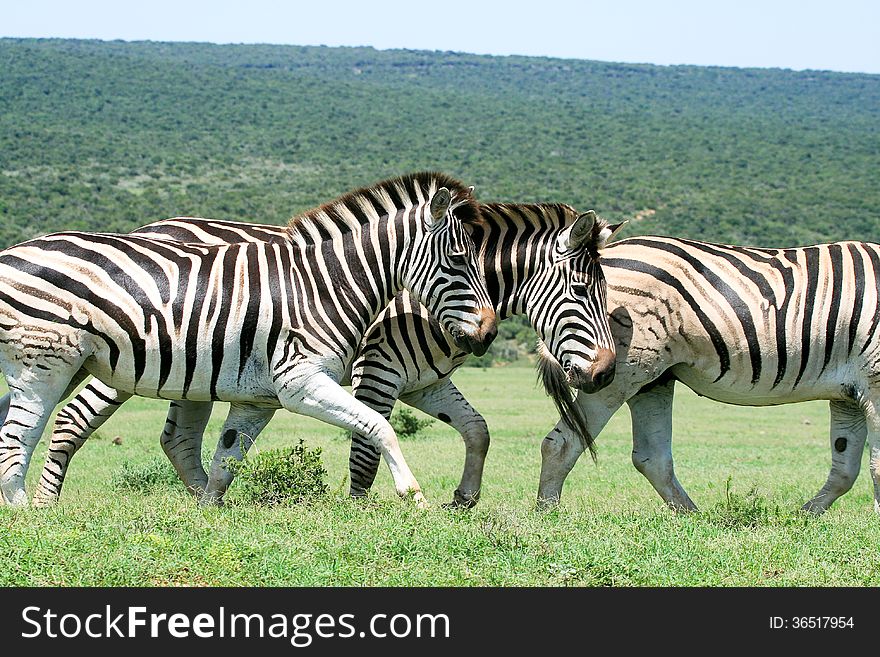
594, 366, 615, 388
482, 321, 497, 346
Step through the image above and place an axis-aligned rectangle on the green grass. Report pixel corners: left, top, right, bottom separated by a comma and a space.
2, 367, 879, 586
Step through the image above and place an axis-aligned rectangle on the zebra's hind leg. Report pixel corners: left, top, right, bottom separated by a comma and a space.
801, 400, 866, 514
348, 432, 383, 498
349, 416, 390, 500
627, 379, 696, 512
201, 403, 275, 506
401, 379, 489, 508
1, 370, 87, 507
32, 380, 131, 507
863, 392, 880, 514
160, 401, 213, 497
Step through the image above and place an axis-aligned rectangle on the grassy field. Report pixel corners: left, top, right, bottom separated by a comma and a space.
2, 366, 879, 586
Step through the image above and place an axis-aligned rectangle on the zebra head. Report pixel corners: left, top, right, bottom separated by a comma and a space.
404, 184, 498, 356
528, 210, 623, 393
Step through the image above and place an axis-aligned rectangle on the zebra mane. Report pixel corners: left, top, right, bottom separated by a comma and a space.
535, 340, 598, 462
480, 202, 610, 259
285, 171, 481, 242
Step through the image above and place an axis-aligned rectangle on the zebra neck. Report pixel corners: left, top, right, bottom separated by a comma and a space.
476, 220, 558, 321
288, 210, 411, 341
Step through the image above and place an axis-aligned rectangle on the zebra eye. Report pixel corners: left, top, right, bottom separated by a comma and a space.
448, 251, 468, 267
571, 282, 590, 296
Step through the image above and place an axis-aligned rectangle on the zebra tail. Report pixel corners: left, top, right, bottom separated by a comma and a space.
535, 342, 597, 462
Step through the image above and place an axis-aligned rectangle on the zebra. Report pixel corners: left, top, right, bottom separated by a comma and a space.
344, 207, 624, 504
345, 234, 880, 514
0, 172, 499, 507
29, 202, 621, 506
525, 236, 880, 515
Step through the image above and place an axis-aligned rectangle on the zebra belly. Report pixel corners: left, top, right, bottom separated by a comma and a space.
670, 363, 852, 407
83, 349, 281, 405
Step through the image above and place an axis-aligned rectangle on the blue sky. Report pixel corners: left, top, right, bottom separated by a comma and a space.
3, 0, 878, 74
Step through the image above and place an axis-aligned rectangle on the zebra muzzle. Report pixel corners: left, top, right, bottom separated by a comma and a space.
564, 348, 616, 393
448, 308, 498, 356
468, 307, 498, 356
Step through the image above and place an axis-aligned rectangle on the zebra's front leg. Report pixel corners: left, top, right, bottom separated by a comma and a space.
281, 369, 425, 506
401, 379, 489, 508
348, 394, 394, 499
537, 395, 617, 509
802, 400, 866, 514
201, 403, 276, 506
32, 381, 132, 507
627, 379, 696, 512
160, 401, 214, 497
346, 353, 406, 498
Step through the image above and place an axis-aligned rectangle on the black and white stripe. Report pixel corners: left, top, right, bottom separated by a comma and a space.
537, 236, 880, 514
0, 172, 497, 507
30, 203, 619, 506
346, 203, 621, 502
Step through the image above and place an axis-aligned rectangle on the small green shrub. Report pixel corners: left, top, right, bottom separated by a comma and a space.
707, 477, 775, 528
111, 457, 179, 493
224, 439, 328, 506
390, 407, 435, 439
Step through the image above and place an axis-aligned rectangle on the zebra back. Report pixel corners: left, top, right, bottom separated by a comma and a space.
603, 236, 880, 395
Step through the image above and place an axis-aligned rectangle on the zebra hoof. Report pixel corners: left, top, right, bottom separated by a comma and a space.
406, 490, 429, 509
2, 487, 29, 508
535, 495, 561, 512
31, 494, 59, 509
443, 489, 479, 509
198, 493, 225, 508
799, 499, 827, 515
349, 487, 369, 499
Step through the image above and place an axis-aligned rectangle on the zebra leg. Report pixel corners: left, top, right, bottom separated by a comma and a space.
348, 400, 393, 500
401, 379, 489, 508
863, 393, 880, 514
801, 400, 867, 514
32, 381, 132, 507
537, 398, 617, 509
1, 371, 87, 507
348, 431, 383, 498
202, 403, 276, 506
0, 393, 9, 425
346, 359, 402, 497
627, 380, 697, 512
160, 401, 213, 496
279, 370, 426, 505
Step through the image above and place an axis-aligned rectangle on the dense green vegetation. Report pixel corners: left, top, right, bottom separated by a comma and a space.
3, 368, 879, 586
1, 38, 877, 250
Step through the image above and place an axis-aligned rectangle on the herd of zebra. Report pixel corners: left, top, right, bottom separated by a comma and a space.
0, 170, 878, 515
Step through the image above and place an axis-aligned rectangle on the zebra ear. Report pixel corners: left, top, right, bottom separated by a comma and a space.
597, 220, 628, 249
427, 187, 452, 227
560, 210, 597, 252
